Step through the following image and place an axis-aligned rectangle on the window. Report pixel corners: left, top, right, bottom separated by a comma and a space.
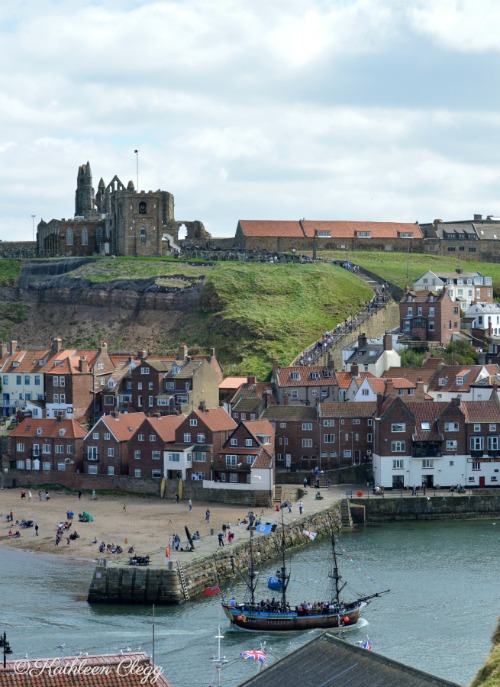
137, 433, 144, 442
103, 433, 110, 441
87, 446, 98, 461
16, 460, 25, 469
229, 473, 238, 483
367, 419, 373, 426
148, 381, 154, 390
230, 437, 237, 446
391, 423, 405, 433
302, 423, 313, 431
134, 469, 141, 478
168, 453, 180, 462
140, 228, 146, 244
289, 372, 300, 381
184, 433, 191, 443
107, 447, 115, 457
392, 459, 404, 469
470, 436, 483, 451
324, 434, 335, 443
487, 436, 500, 451
429, 307, 435, 317
323, 419, 334, 427
104, 395, 114, 406
245, 438, 253, 447
226, 455, 237, 467
473, 424, 481, 432
152, 450, 161, 460
422, 459, 434, 468
42, 461, 51, 470
489, 424, 497, 432
445, 422, 459, 432
137, 383, 143, 391
92, 432, 99, 440
82, 227, 88, 245
367, 433, 373, 442
362, 389, 369, 396
24, 375, 30, 385
391, 441, 406, 452
246, 455, 254, 465
2, 375, 8, 385
32, 444, 40, 456
190, 418, 198, 426
42, 444, 51, 454
446, 440, 458, 451
141, 367, 150, 375
134, 450, 141, 460
421, 422, 431, 430
152, 469, 162, 479
16, 375, 21, 385
353, 419, 360, 425
149, 396, 154, 407
302, 438, 313, 448
107, 466, 115, 476
87, 465, 98, 475
197, 433, 206, 443
55, 445, 64, 454
16, 442, 25, 452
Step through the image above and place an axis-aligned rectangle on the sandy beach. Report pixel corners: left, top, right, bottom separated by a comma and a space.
0, 486, 344, 565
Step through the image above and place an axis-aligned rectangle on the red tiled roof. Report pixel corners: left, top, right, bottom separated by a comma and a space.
382, 367, 435, 384
0, 349, 53, 374
191, 407, 237, 432
219, 376, 249, 390
93, 412, 147, 441
140, 415, 185, 442
238, 220, 306, 237
0, 653, 173, 687
243, 419, 275, 441
9, 418, 87, 439
302, 220, 423, 239
460, 400, 500, 423
275, 366, 336, 388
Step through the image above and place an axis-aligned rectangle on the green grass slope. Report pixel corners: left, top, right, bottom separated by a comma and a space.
469, 622, 500, 687
176, 262, 372, 378
317, 250, 500, 293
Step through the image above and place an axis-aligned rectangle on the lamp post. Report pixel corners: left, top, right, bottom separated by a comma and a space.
134, 149, 139, 191
31, 214, 36, 241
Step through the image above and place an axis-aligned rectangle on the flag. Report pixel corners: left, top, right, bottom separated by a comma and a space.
255, 523, 273, 535
303, 530, 317, 541
241, 650, 267, 664
363, 639, 372, 650
202, 585, 220, 597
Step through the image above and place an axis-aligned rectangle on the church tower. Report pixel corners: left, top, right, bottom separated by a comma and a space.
75, 161, 96, 218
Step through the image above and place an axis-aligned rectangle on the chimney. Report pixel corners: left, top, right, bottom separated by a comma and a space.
248, 374, 256, 385
474, 214, 482, 221
283, 393, 288, 406
100, 341, 108, 352
383, 332, 393, 351
56, 414, 62, 423
351, 363, 359, 378
272, 359, 279, 374
51, 337, 62, 353
178, 343, 188, 361
138, 349, 147, 360
79, 356, 89, 374
358, 333, 367, 349
9, 340, 18, 354
199, 400, 206, 412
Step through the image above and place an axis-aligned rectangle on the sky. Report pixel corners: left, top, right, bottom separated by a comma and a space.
3, 0, 500, 241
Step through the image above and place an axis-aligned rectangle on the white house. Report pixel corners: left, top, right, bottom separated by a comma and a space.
413, 270, 493, 310
464, 302, 500, 338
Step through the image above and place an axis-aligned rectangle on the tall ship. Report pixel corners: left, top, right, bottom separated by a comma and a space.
221, 518, 388, 632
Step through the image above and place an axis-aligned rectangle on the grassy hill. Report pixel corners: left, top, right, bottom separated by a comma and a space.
316, 250, 500, 294
0, 258, 372, 379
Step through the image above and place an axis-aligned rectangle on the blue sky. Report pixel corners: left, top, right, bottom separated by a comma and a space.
2, 0, 500, 240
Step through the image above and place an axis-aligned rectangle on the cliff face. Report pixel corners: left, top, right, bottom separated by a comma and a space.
0, 263, 203, 351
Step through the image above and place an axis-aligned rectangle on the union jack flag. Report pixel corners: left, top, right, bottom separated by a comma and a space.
363, 639, 372, 650
241, 650, 267, 663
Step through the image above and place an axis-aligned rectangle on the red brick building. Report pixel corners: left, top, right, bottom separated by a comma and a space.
399, 288, 459, 345
214, 419, 275, 485
128, 414, 185, 479
262, 405, 319, 470
82, 412, 146, 476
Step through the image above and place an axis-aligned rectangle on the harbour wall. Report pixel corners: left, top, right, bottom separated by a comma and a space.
350, 493, 500, 523
87, 507, 342, 605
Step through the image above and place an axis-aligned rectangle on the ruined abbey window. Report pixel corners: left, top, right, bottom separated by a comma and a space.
82, 227, 88, 246
66, 228, 73, 246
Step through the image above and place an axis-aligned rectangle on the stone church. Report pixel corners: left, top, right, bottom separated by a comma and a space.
37, 162, 209, 257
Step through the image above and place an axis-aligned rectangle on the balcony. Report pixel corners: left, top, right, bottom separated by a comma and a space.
470, 449, 484, 458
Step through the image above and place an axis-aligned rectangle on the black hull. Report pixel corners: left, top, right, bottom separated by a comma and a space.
222, 604, 361, 632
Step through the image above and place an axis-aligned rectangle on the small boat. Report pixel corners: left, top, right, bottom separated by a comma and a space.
222, 515, 388, 632
267, 576, 282, 591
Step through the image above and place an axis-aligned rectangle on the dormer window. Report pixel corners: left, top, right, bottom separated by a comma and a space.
438, 377, 447, 387
289, 372, 300, 381
310, 372, 320, 380
36, 428, 43, 436
456, 376, 464, 386
421, 422, 431, 430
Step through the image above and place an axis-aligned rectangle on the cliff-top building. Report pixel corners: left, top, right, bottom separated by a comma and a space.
37, 162, 209, 257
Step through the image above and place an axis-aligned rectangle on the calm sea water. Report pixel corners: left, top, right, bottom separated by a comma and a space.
2, 519, 499, 687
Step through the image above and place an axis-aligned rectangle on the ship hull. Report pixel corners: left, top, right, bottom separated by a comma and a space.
222, 604, 361, 632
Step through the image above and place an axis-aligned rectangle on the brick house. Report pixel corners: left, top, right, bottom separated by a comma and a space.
213, 419, 275, 486
399, 287, 460, 345
261, 405, 319, 471
128, 414, 185, 480
271, 360, 338, 406
462, 400, 500, 488
164, 408, 237, 480
129, 345, 222, 415
7, 417, 87, 475
82, 412, 146, 476
318, 402, 377, 469
227, 377, 274, 420
426, 364, 499, 402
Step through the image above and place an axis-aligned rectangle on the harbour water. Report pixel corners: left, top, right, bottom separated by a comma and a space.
2, 519, 499, 687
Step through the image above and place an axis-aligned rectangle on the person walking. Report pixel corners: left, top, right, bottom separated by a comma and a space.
78, 491, 82, 500
38, 490, 42, 502
35, 523, 39, 536
217, 532, 224, 547
28, 491, 32, 501
205, 509, 210, 523
188, 499, 193, 512
298, 500, 304, 515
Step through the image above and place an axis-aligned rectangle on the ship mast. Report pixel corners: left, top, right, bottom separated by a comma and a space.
330, 531, 346, 605
276, 507, 290, 610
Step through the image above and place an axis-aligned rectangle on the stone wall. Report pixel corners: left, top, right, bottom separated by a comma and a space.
3, 469, 162, 495
351, 493, 500, 522
0, 242, 36, 258
88, 506, 342, 604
